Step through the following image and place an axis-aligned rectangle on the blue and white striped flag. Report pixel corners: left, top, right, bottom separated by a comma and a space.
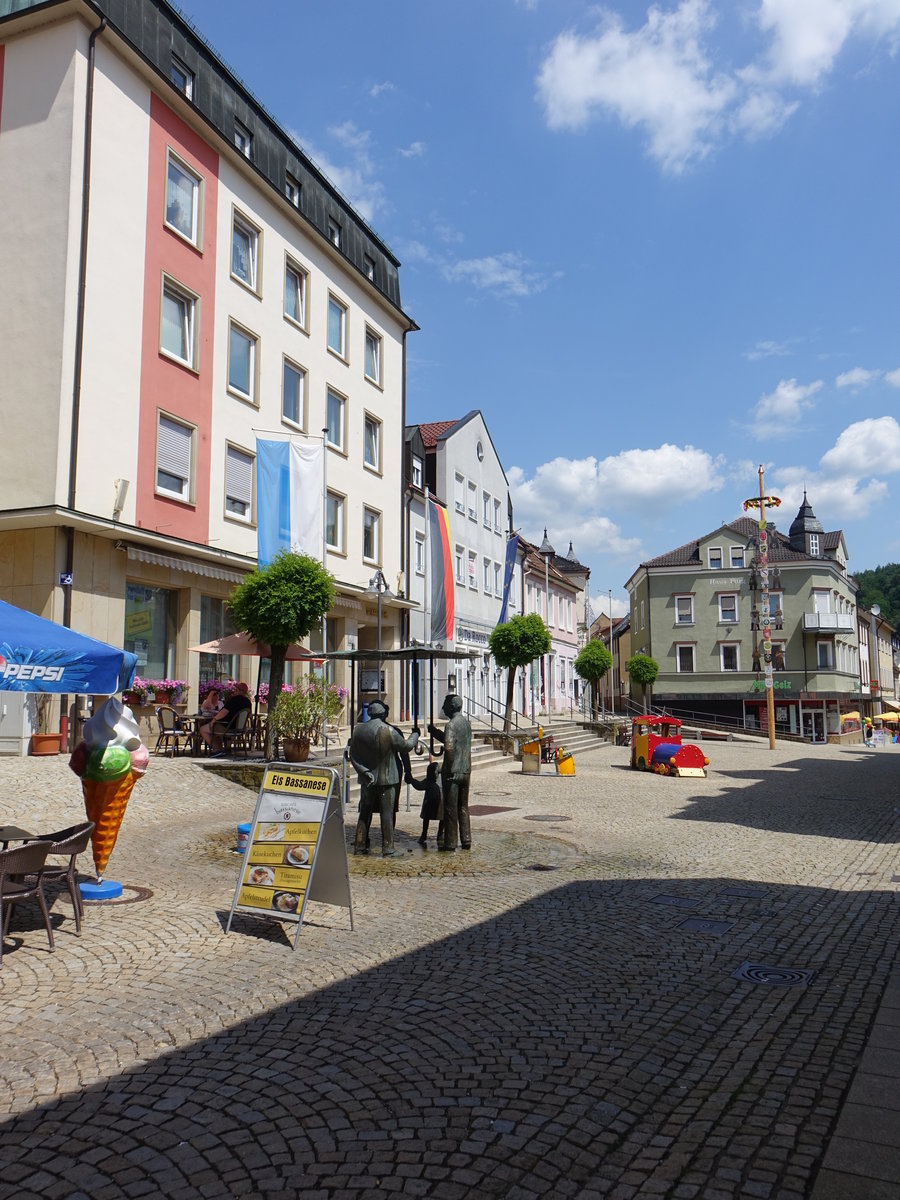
256, 440, 323, 566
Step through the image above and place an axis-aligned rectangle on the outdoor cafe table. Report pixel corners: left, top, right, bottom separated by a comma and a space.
0, 825, 35, 849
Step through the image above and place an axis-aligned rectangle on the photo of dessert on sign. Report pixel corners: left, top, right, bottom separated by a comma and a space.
248, 865, 274, 886
284, 845, 309, 866
272, 892, 301, 913
258, 823, 284, 841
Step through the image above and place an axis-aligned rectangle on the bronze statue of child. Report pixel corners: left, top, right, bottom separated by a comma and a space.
407, 761, 442, 846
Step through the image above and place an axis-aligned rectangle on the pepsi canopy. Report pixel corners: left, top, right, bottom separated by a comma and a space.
0, 599, 137, 694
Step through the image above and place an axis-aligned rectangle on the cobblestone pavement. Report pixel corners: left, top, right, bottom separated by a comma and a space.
0, 740, 898, 1199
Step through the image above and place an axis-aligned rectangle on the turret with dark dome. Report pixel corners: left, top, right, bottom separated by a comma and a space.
789, 491, 825, 556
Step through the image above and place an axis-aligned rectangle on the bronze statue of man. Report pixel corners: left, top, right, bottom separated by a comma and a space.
348, 700, 419, 857
428, 693, 472, 851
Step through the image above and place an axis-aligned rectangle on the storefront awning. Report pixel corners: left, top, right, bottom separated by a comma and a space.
125, 546, 246, 584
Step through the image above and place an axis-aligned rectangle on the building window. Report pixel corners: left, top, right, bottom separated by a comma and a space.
227, 321, 258, 403
415, 533, 425, 575
165, 152, 200, 245
494, 561, 502, 596
328, 218, 341, 248
282, 358, 306, 429
326, 491, 344, 552
285, 172, 301, 206
198, 594, 237, 684
454, 474, 465, 514
772, 641, 786, 670
467, 480, 477, 521
363, 255, 375, 281
720, 643, 740, 672
817, 640, 833, 669
640, 600, 645, 630
364, 328, 382, 384
675, 595, 694, 624
708, 546, 723, 570
170, 56, 193, 100
718, 593, 738, 623
730, 546, 744, 568
455, 545, 465, 584
327, 295, 347, 358
326, 389, 345, 451
483, 491, 491, 527
364, 414, 381, 472
156, 413, 194, 502
809, 534, 820, 556
812, 589, 831, 614
234, 121, 252, 157
411, 455, 423, 489
160, 277, 197, 369
468, 550, 477, 589
224, 444, 254, 523
493, 497, 502, 533
125, 583, 177, 681
363, 507, 380, 564
483, 557, 492, 593
284, 260, 307, 328
231, 213, 259, 291
676, 644, 695, 673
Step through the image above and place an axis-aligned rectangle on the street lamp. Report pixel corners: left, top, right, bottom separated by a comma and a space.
539, 527, 554, 721
869, 604, 882, 719
366, 570, 391, 701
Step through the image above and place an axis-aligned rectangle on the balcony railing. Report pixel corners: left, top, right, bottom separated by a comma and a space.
802, 612, 855, 632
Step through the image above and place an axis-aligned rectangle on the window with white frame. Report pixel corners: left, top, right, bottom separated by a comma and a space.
494, 561, 502, 595
455, 545, 465, 584
730, 546, 744, 568
411, 455, 423, 489
509, 573, 516, 608
284, 260, 306, 327
812, 589, 831, 614
493, 497, 502, 533
327, 217, 341, 248
285, 172, 300, 207
327, 295, 346, 358
467, 480, 477, 521
708, 546, 723, 569
325, 491, 344, 552
772, 641, 786, 670
718, 593, 738, 623
483, 491, 491, 527
282, 358, 306, 428
234, 121, 252, 157
415, 533, 425, 575
454, 474, 465, 514
364, 328, 381, 384
224, 444, 254, 522
817, 639, 833, 669
165, 152, 200, 245
676, 644, 695, 673
231, 214, 259, 291
326, 389, 345, 450
362, 507, 380, 564
160, 277, 197, 368
363, 255, 375, 281
675, 594, 694, 624
468, 550, 477, 588
156, 413, 194, 502
364, 414, 381, 472
483, 557, 492, 592
170, 55, 193, 99
227, 321, 257, 403
640, 600, 645, 629
809, 534, 820, 556
720, 642, 740, 672
764, 591, 784, 623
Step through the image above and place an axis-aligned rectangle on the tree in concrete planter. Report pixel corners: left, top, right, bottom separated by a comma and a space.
626, 653, 659, 713
574, 639, 613, 718
489, 612, 551, 735
228, 551, 335, 758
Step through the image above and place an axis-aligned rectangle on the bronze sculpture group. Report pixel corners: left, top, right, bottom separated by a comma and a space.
348, 693, 472, 856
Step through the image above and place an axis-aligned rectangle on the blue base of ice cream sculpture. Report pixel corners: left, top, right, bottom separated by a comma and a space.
69, 697, 149, 901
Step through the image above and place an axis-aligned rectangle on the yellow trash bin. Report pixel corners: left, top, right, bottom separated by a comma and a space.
522, 740, 541, 774
556, 751, 575, 776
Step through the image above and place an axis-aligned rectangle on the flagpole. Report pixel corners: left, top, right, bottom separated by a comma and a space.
424, 487, 430, 710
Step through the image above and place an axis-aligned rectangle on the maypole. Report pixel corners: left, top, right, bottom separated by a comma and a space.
744, 466, 781, 750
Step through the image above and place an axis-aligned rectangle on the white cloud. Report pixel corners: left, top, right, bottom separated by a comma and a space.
536, 0, 900, 171
299, 126, 386, 224
819, 416, 900, 475
370, 81, 395, 98
743, 338, 793, 360
399, 141, 426, 159
755, 377, 822, 424
835, 366, 881, 389
442, 252, 549, 298
774, 473, 889, 522
886, 368, 900, 387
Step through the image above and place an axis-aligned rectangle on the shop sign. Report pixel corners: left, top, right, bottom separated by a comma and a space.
709, 577, 743, 588
225, 764, 351, 949
456, 624, 490, 645
749, 679, 792, 692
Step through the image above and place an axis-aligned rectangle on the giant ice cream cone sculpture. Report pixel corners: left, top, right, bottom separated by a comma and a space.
69, 698, 148, 879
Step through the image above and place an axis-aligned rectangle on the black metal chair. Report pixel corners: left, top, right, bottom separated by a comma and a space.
154, 705, 191, 756
0, 840, 55, 967
216, 707, 252, 758
27, 822, 95, 935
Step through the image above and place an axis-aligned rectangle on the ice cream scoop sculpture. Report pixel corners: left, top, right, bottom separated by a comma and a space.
69, 697, 149, 878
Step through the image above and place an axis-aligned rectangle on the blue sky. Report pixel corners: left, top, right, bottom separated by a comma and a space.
180, 0, 900, 617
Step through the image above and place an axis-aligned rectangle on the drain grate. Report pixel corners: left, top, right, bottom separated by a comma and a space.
524, 814, 572, 823
468, 804, 519, 816
652, 894, 700, 909
733, 961, 817, 988
720, 886, 767, 899
678, 918, 735, 935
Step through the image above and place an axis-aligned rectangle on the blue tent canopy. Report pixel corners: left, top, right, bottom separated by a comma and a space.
0, 600, 137, 695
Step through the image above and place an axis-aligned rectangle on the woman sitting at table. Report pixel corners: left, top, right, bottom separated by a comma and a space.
200, 682, 251, 755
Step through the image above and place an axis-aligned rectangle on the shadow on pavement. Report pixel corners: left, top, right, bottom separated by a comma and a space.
2, 868, 899, 1198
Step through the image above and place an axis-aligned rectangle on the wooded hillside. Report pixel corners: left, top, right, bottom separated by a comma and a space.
855, 564, 900, 628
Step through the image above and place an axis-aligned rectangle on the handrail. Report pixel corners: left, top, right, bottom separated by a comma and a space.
462, 691, 523, 733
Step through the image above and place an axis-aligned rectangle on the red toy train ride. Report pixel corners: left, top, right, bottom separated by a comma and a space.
630, 715, 709, 778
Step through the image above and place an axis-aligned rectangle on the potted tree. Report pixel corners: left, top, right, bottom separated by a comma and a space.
268, 686, 315, 762
30, 694, 61, 755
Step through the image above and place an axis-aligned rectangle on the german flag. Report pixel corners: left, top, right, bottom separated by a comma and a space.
428, 498, 454, 642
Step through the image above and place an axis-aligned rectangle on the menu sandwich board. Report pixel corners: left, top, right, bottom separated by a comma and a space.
225, 764, 353, 949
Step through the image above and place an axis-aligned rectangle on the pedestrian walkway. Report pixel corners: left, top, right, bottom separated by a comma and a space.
0, 739, 897, 1198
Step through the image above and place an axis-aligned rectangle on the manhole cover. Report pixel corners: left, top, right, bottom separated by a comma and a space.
524, 814, 572, 823
82, 885, 154, 906
733, 961, 817, 988
526, 863, 558, 872
720, 886, 767, 899
678, 918, 734, 935
468, 804, 519, 816
652, 894, 700, 909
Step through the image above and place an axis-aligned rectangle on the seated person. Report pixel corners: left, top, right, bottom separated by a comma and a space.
201, 681, 252, 754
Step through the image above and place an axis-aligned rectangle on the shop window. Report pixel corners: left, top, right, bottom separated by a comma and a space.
124, 584, 177, 681
199, 594, 236, 683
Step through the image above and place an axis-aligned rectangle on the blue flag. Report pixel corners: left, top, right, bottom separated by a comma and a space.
498, 534, 519, 625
